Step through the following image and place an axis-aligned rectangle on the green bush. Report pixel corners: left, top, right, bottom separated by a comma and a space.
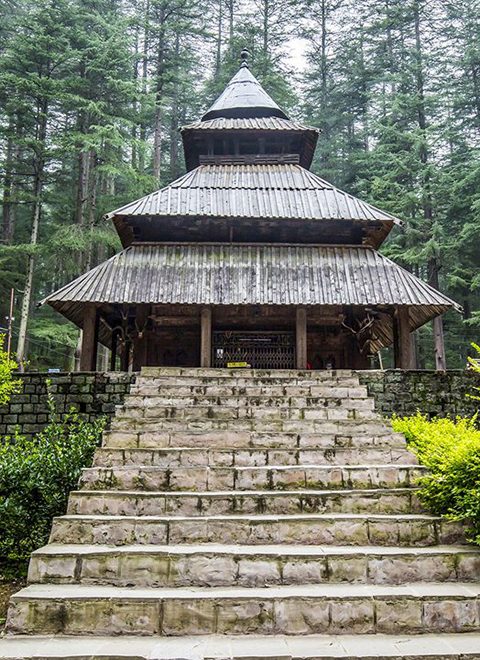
467, 342, 480, 402
392, 412, 480, 544
0, 334, 20, 405
0, 399, 105, 573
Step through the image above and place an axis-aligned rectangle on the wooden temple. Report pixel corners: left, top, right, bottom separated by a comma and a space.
42, 56, 460, 372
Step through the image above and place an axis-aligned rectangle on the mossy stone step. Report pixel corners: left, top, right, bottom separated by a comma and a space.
79, 464, 426, 492
66, 487, 423, 517
7, 583, 480, 636
49, 513, 463, 547
28, 543, 480, 588
93, 445, 412, 468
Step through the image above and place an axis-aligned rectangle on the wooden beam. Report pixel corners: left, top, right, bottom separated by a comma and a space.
79, 304, 98, 371
200, 306, 212, 368
296, 307, 307, 369
110, 329, 118, 371
394, 307, 414, 370
121, 338, 131, 372
132, 306, 149, 371
433, 316, 447, 371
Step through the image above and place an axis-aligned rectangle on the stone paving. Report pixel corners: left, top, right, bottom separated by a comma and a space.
1, 367, 480, 658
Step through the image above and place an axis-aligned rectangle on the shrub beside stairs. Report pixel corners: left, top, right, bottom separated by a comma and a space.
1, 367, 480, 659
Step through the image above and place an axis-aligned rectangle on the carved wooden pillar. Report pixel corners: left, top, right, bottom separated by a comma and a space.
296, 307, 307, 369
200, 306, 212, 368
80, 304, 98, 371
394, 307, 414, 369
110, 329, 118, 371
121, 338, 131, 372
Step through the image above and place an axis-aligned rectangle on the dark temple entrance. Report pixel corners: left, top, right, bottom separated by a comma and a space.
212, 331, 295, 369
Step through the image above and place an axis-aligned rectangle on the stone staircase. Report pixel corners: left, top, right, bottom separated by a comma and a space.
1, 367, 480, 659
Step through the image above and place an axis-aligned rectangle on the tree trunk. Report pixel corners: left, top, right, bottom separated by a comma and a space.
385, 0, 396, 94
413, 0, 446, 370
75, 147, 90, 226
227, 0, 234, 42
2, 116, 18, 245
215, 0, 222, 77
170, 34, 180, 180
263, 0, 269, 59
138, 0, 150, 174
321, 0, 327, 97
85, 149, 97, 271
17, 98, 48, 367
131, 20, 140, 170
152, 6, 166, 184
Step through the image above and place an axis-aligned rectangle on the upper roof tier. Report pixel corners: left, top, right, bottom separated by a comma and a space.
104, 59, 403, 247
106, 163, 402, 248
182, 64, 319, 170
202, 64, 288, 120
181, 115, 319, 170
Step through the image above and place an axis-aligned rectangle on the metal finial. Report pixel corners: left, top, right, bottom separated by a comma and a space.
240, 48, 250, 68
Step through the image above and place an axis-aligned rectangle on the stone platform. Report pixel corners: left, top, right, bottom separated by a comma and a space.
1, 368, 479, 658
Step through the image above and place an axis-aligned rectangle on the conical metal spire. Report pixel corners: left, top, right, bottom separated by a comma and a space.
202, 57, 288, 121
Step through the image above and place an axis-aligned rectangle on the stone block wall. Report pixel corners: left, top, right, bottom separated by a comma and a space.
0, 369, 479, 439
0, 372, 136, 438
358, 370, 480, 418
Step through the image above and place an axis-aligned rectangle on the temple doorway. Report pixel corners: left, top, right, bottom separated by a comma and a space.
212, 331, 295, 369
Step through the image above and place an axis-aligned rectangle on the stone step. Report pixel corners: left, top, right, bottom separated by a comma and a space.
2, 633, 480, 660
131, 384, 369, 398
94, 444, 413, 469
103, 428, 407, 449
67, 488, 423, 517
28, 543, 480, 588
135, 369, 361, 387
79, 464, 426, 492
49, 513, 465, 547
109, 418, 393, 435
139, 367, 359, 381
7, 582, 480, 636
123, 395, 374, 410
113, 405, 377, 423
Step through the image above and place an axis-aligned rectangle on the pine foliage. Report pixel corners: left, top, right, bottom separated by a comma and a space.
0, 0, 478, 368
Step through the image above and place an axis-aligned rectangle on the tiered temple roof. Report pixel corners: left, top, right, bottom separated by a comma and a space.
42, 56, 459, 364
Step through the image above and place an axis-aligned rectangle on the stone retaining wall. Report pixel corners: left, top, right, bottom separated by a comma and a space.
358, 370, 480, 418
0, 369, 479, 438
0, 372, 135, 438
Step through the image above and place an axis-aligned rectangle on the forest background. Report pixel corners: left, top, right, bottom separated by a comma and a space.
0, 0, 479, 370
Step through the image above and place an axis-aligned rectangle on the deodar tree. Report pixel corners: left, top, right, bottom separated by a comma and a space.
0, 0, 479, 368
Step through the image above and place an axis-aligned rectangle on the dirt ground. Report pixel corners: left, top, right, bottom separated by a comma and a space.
0, 579, 25, 629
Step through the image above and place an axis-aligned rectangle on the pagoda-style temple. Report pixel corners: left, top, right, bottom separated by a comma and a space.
42, 57, 459, 371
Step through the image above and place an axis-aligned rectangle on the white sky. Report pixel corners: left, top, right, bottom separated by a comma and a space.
285, 37, 309, 73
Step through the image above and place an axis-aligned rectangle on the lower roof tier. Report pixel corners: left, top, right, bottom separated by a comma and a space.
42, 242, 459, 335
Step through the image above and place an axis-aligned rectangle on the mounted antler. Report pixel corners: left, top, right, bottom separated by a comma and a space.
341, 314, 375, 337
341, 313, 376, 355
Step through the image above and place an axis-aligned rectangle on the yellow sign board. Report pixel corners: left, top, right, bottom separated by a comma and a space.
227, 361, 251, 368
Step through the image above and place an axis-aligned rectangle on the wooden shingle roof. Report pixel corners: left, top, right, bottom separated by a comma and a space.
202, 65, 288, 120
181, 117, 318, 133
106, 164, 402, 248
42, 243, 459, 350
